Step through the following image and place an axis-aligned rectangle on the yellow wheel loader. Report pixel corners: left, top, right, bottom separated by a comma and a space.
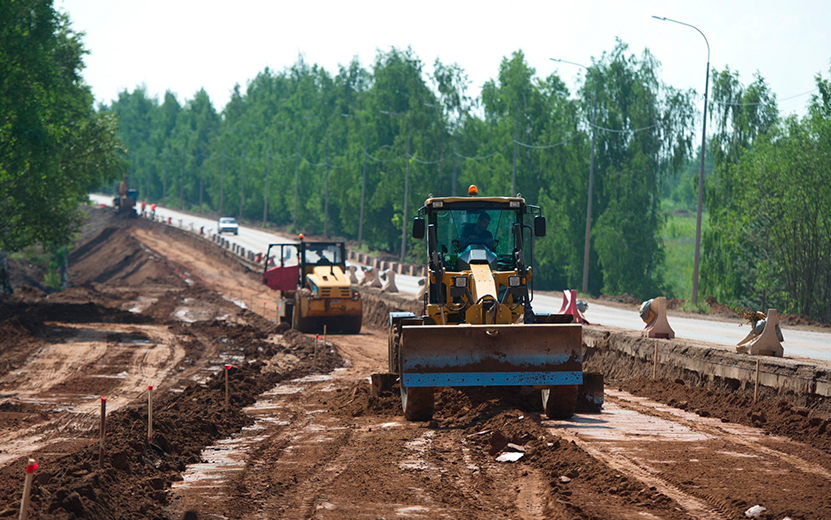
387, 190, 603, 420
262, 237, 362, 334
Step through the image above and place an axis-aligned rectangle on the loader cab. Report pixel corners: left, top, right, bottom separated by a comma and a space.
412, 195, 546, 322
413, 197, 543, 273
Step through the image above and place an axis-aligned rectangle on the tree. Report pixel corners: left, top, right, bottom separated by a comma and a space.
0, 0, 124, 291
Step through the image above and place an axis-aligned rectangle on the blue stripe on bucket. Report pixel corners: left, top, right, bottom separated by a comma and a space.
401, 353, 578, 371
401, 371, 584, 387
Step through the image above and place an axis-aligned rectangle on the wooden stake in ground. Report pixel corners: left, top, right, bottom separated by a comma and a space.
652, 343, 659, 379
225, 365, 231, 409
99, 397, 107, 467
314, 336, 319, 368
754, 359, 761, 402
147, 385, 154, 442
323, 324, 327, 346
18, 458, 36, 520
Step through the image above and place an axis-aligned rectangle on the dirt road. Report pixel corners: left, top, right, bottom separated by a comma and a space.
1, 208, 830, 519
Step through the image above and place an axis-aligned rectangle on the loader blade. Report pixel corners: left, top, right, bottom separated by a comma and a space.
400, 324, 583, 387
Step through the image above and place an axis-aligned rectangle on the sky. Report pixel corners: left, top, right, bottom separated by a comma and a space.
56, 0, 831, 117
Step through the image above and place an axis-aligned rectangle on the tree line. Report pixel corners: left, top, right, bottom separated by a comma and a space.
107, 42, 696, 300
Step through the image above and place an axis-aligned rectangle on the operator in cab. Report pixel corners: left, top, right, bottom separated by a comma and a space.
460, 212, 494, 251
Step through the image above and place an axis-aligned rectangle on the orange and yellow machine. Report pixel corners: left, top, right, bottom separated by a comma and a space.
263, 237, 362, 334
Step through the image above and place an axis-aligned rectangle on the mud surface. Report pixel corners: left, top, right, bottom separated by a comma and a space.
0, 208, 829, 520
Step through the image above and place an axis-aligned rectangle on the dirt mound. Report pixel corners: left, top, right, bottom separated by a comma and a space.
665, 297, 684, 309
600, 293, 640, 305
359, 287, 420, 329
70, 226, 188, 288
705, 295, 737, 316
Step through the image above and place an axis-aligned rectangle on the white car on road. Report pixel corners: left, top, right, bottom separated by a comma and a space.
218, 217, 239, 235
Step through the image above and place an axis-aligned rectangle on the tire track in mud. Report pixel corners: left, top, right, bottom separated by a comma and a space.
0, 323, 181, 468
550, 390, 831, 519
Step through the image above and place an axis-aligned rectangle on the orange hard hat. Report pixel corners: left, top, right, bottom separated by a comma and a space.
468, 184, 478, 196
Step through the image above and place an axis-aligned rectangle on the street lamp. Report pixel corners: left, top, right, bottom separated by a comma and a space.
481, 86, 519, 195
653, 15, 710, 306
380, 109, 411, 261
551, 58, 599, 295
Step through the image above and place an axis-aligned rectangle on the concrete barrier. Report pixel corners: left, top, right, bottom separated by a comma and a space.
559, 289, 589, 324
583, 327, 831, 399
380, 269, 398, 293
639, 297, 675, 339
737, 308, 785, 357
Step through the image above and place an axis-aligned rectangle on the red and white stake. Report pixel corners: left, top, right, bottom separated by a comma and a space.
147, 385, 154, 442
99, 397, 107, 467
18, 458, 37, 520
224, 365, 231, 409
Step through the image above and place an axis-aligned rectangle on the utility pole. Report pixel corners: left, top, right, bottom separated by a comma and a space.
162, 150, 167, 200
400, 129, 411, 261
452, 131, 459, 196
199, 153, 205, 208
239, 142, 246, 220
324, 136, 330, 237
180, 147, 185, 210
358, 131, 368, 245
263, 146, 270, 225
219, 146, 225, 214
293, 139, 300, 231
512, 108, 518, 195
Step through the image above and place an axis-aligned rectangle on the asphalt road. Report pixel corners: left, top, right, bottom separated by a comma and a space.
90, 195, 831, 362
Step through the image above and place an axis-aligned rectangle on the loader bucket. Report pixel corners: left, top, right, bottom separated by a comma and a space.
399, 323, 583, 388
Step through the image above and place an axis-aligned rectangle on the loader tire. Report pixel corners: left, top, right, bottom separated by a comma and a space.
401, 385, 434, 421
542, 385, 578, 419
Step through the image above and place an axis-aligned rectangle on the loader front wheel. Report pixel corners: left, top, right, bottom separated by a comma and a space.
401, 385, 434, 421
542, 385, 578, 419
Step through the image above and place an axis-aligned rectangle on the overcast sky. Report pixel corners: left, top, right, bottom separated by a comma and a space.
56, 0, 831, 117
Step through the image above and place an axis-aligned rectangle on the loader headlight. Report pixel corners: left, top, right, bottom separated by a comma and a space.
508, 275, 521, 287
433, 200, 444, 208
453, 276, 468, 288
509, 200, 521, 208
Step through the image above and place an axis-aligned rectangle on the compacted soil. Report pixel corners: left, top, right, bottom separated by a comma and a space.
0, 208, 829, 520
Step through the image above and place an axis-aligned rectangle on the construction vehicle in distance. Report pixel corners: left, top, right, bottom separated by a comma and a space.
262, 236, 362, 334
112, 177, 138, 217
386, 187, 603, 420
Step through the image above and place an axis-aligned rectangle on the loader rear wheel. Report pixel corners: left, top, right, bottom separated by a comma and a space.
542, 385, 578, 419
343, 316, 362, 335
401, 385, 434, 421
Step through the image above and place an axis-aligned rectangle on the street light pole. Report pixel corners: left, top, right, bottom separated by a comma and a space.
653, 16, 710, 306
359, 130, 368, 245
402, 128, 411, 261
263, 145, 270, 225
551, 58, 598, 294
239, 141, 246, 220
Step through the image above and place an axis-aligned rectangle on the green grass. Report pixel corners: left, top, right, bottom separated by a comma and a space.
659, 202, 708, 302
